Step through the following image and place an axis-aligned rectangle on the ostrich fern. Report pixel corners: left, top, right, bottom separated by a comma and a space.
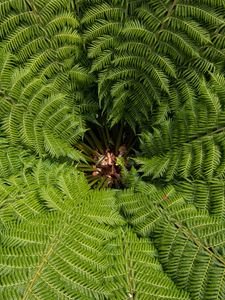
1, 0, 225, 299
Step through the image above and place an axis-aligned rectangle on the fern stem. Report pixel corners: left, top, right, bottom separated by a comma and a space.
122, 228, 136, 299
173, 220, 225, 266
159, 0, 177, 33
21, 225, 65, 300
115, 122, 124, 155
88, 131, 104, 154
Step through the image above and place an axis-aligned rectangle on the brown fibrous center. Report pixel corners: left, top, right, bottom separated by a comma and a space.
92, 145, 127, 187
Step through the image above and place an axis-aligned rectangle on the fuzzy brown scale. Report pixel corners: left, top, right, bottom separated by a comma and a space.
75, 122, 136, 189
92, 145, 127, 187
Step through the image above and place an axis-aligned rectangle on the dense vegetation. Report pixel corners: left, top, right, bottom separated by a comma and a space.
1, 0, 225, 299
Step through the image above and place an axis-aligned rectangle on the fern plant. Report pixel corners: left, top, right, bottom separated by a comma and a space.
1, 0, 225, 299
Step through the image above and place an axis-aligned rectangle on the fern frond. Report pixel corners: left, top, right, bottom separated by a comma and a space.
45, 12, 79, 35
0, 174, 124, 299
175, 4, 225, 27
106, 227, 190, 299
88, 35, 118, 58
121, 20, 156, 45
168, 18, 211, 45
118, 185, 225, 299
40, 0, 68, 20
82, 2, 124, 24
5, 24, 41, 53
43, 128, 84, 160
0, 11, 36, 39
1, 1, 225, 298
177, 179, 225, 218
83, 20, 122, 42
160, 30, 199, 58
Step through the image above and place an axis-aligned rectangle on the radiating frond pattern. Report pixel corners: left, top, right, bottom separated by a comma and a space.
137, 77, 225, 181
1, 0, 225, 299
1, 170, 190, 299
0, 0, 92, 160
81, 0, 225, 126
118, 185, 225, 299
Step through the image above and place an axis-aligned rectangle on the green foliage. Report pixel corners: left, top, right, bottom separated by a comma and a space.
136, 77, 225, 181
118, 185, 225, 299
1, 164, 189, 299
1, 0, 225, 299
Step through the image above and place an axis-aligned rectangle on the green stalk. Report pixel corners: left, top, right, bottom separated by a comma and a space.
96, 177, 108, 189
125, 133, 136, 153
78, 164, 95, 171
100, 126, 109, 149
88, 177, 101, 187
76, 142, 96, 156
88, 130, 104, 154
115, 122, 124, 155
84, 132, 97, 150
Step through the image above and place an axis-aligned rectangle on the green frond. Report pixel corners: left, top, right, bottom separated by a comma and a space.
2, 104, 24, 143
160, 30, 199, 58
0, 143, 25, 178
149, 53, 177, 78
27, 49, 56, 75
87, 35, 118, 58
70, 65, 95, 91
0, 173, 122, 299
16, 36, 48, 62
40, 0, 68, 20
168, 18, 211, 45
0, 11, 37, 39
136, 135, 223, 181
118, 186, 225, 299
135, 5, 161, 31
121, 20, 156, 45
90, 50, 112, 72
51, 29, 81, 48
0, 96, 11, 118
136, 76, 225, 181
0, 48, 86, 160
175, 4, 225, 27
177, 180, 225, 218
83, 20, 122, 42
106, 227, 190, 299
0, 0, 27, 17
82, 2, 124, 24
43, 128, 84, 160
189, 57, 215, 73
0, 48, 16, 91
1, 161, 191, 299
9, 67, 31, 100
199, 80, 221, 113
45, 12, 79, 35
1, 0, 225, 298
5, 24, 41, 53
